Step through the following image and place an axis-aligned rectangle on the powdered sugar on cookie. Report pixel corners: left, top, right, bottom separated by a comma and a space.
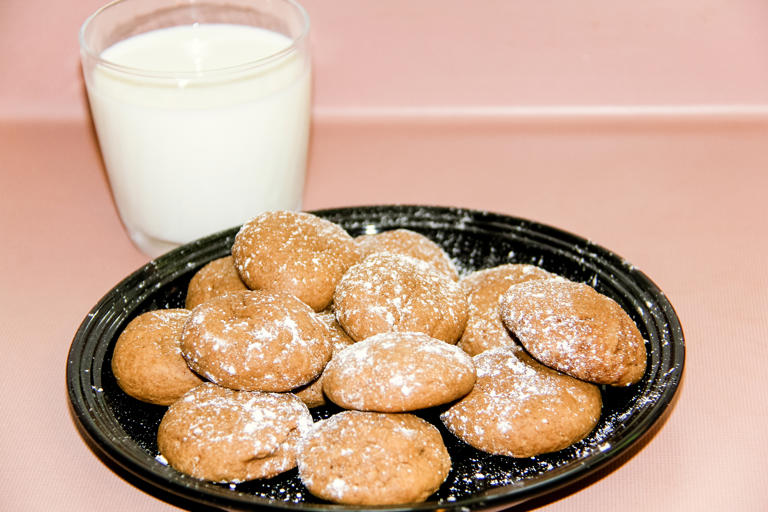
458, 264, 555, 356
333, 252, 468, 343
180, 290, 332, 392
441, 347, 602, 458
232, 211, 360, 311
322, 332, 475, 412
158, 383, 313, 483
354, 228, 459, 281
500, 279, 646, 386
297, 411, 451, 505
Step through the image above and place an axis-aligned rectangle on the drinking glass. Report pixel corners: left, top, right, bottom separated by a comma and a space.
80, 0, 311, 257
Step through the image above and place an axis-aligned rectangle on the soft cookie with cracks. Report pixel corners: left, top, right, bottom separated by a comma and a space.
298, 411, 451, 505
441, 347, 602, 458
458, 263, 554, 356
111, 309, 203, 405
322, 331, 475, 412
180, 290, 333, 392
232, 210, 360, 311
500, 279, 647, 386
158, 383, 313, 483
333, 252, 468, 343
353, 228, 459, 280
185, 256, 248, 309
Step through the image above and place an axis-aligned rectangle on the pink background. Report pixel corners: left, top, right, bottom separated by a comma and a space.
4, 0, 768, 120
2, 1, 768, 511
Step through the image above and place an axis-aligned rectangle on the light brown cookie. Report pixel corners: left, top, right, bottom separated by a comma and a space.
293, 312, 355, 408
111, 309, 202, 405
441, 347, 602, 458
157, 383, 313, 483
333, 252, 468, 343
231, 211, 360, 311
500, 279, 647, 386
298, 411, 451, 505
458, 264, 555, 356
180, 290, 332, 392
354, 228, 458, 280
185, 256, 248, 309
322, 332, 475, 412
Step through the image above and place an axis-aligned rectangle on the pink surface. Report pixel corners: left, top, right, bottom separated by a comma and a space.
2, 0, 768, 120
2, 118, 768, 511
2, 0, 768, 511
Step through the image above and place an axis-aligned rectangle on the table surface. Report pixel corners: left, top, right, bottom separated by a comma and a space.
2, 0, 768, 510
2, 117, 767, 511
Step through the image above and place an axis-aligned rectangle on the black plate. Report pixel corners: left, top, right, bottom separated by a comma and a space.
67, 205, 684, 511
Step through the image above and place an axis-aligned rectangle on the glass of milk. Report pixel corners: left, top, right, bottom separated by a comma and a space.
80, 0, 311, 257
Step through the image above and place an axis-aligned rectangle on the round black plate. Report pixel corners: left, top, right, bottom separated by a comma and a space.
67, 205, 684, 511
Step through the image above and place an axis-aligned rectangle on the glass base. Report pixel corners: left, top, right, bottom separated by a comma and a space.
129, 230, 181, 259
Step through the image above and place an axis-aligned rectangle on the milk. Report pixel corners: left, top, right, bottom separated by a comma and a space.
86, 24, 311, 257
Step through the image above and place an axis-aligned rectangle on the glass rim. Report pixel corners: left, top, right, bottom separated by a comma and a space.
79, 0, 310, 79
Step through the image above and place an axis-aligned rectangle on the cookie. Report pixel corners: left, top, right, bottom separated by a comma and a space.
232, 211, 359, 311
441, 347, 602, 458
458, 264, 554, 356
111, 309, 202, 405
185, 256, 248, 309
354, 228, 458, 280
322, 332, 475, 412
180, 290, 333, 392
333, 252, 468, 343
500, 279, 647, 386
298, 411, 451, 505
157, 383, 313, 483
293, 312, 355, 408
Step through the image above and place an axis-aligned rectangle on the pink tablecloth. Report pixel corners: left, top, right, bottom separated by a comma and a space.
1, 117, 766, 511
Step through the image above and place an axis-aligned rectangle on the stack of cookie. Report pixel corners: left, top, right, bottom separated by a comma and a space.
110, 210, 647, 506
